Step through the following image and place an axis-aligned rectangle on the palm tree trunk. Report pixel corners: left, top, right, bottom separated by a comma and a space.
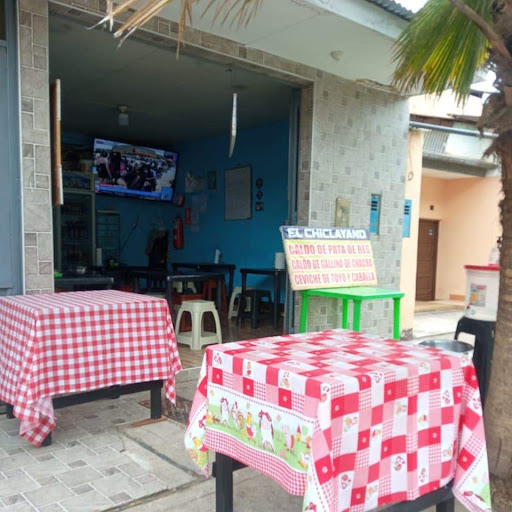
485, 134, 512, 484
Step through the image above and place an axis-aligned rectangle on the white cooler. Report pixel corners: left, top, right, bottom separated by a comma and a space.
464, 265, 500, 321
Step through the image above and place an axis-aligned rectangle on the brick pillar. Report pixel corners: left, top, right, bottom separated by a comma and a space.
18, 0, 53, 294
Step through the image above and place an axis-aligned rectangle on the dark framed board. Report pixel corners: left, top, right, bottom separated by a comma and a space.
225, 165, 252, 220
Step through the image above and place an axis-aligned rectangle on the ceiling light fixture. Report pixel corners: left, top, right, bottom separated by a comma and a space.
330, 50, 344, 62
118, 105, 129, 127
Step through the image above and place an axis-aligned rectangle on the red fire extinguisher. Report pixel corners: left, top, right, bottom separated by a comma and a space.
173, 215, 184, 250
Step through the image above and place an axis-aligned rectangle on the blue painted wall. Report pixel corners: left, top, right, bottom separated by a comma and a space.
68, 120, 290, 292
96, 194, 175, 266
173, 120, 289, 291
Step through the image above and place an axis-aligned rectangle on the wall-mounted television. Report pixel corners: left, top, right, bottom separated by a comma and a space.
93, 139, 178, 202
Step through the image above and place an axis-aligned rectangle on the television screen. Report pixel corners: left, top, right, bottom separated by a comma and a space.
92, 139, 178, 202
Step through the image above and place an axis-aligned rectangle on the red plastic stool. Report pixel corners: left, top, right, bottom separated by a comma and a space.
203, 280, 228, 313
173, 293, 203, 331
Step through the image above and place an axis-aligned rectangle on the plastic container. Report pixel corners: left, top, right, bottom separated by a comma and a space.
464, 265, 500, 321
274, 252, 286, 269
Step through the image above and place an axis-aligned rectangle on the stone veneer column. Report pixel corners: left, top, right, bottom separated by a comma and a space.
18, 0, 53, 294
304, 73, 409, 337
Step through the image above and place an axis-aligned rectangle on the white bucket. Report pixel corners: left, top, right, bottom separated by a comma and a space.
464, 265, 500, 321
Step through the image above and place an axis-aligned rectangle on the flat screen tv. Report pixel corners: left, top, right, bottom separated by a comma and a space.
93, 138, 178, 202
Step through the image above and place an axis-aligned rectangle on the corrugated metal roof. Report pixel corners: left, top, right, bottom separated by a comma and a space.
366, 0, 414, 21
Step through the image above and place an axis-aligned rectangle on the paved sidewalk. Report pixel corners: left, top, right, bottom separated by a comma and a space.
0, 375, 469, 512
0, 315, 471, 512
413, 309, 462, 340
0, 394, 168, 511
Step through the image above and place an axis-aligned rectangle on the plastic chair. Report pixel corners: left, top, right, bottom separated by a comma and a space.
176, 300, 222, 351
455, 316, 495, 408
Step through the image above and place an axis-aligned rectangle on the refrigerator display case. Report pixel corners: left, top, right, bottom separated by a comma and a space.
54, 172, 95, 272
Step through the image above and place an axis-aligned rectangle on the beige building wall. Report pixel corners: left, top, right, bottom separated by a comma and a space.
420, 175, 502, 300
419, 176, 447, 221
399, 130, 423, 339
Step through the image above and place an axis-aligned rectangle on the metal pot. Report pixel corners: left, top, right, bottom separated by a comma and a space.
418, 339, 473, 355
68, 265, 87, 276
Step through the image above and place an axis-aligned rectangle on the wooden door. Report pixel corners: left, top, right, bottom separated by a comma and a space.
416, 219, 439, 301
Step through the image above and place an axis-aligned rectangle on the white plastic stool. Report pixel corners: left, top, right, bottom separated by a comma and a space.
176, 300, 222, 351
228, 286, 253, 319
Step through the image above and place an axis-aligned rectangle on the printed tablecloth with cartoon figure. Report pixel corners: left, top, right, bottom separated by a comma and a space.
185, 330, 491, 512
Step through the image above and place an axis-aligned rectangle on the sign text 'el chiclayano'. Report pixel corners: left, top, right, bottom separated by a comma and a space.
280, 226, 378, 291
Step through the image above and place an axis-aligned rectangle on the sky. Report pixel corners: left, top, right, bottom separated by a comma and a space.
393, 0, 497, 92
396, 0, 427, 12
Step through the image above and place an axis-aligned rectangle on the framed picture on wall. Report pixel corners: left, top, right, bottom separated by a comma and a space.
225, 165, 252, 220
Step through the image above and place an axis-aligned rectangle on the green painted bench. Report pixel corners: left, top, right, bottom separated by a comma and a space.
299, 286, 405, 339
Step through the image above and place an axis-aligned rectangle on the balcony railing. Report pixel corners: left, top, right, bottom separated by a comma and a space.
423, 130, 449, 154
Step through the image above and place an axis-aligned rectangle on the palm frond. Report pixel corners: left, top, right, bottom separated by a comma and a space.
392, 0, 494, 103
97, 0, 262, 49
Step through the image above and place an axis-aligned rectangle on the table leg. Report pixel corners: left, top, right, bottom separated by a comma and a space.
273, 273, 281, 330
393, 297, 401, 340
237, 272, 247, 324
150, 380, 163, 420
342, 299, 349, 329
166, 280, 174, 319
436, 499, 455, 512
251, 295, 259, 330
6, 403, 14, 419
41, 432, 52, 447
228, 268, 234, 302
110, 385, 122, 400
216, 277, 223, 314
215, 452, 234, 512
299, 293, 309, 333
353, 300, 362, 332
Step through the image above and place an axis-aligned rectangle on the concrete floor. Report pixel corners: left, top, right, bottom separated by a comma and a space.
413, 309, 463, 340
415, 301, 464, 314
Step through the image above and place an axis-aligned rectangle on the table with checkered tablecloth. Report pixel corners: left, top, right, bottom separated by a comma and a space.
0, 290, 181, 446
185, 329, 491, 512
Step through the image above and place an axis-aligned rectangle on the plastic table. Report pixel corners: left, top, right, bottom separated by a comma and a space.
171, 262, 236, 299
299, 286, 405, 339
240, 268, 286, 330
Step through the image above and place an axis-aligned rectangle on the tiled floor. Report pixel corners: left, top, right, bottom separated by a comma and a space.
0, 316, 285, 511
178, 316, 284, 369
0, 311, 470, 511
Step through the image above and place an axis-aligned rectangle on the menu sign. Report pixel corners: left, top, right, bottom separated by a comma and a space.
280, 226, 378, 291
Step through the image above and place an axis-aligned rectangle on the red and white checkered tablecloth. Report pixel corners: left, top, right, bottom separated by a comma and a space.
0, 290, 181, 446
185, 329, 491, 512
